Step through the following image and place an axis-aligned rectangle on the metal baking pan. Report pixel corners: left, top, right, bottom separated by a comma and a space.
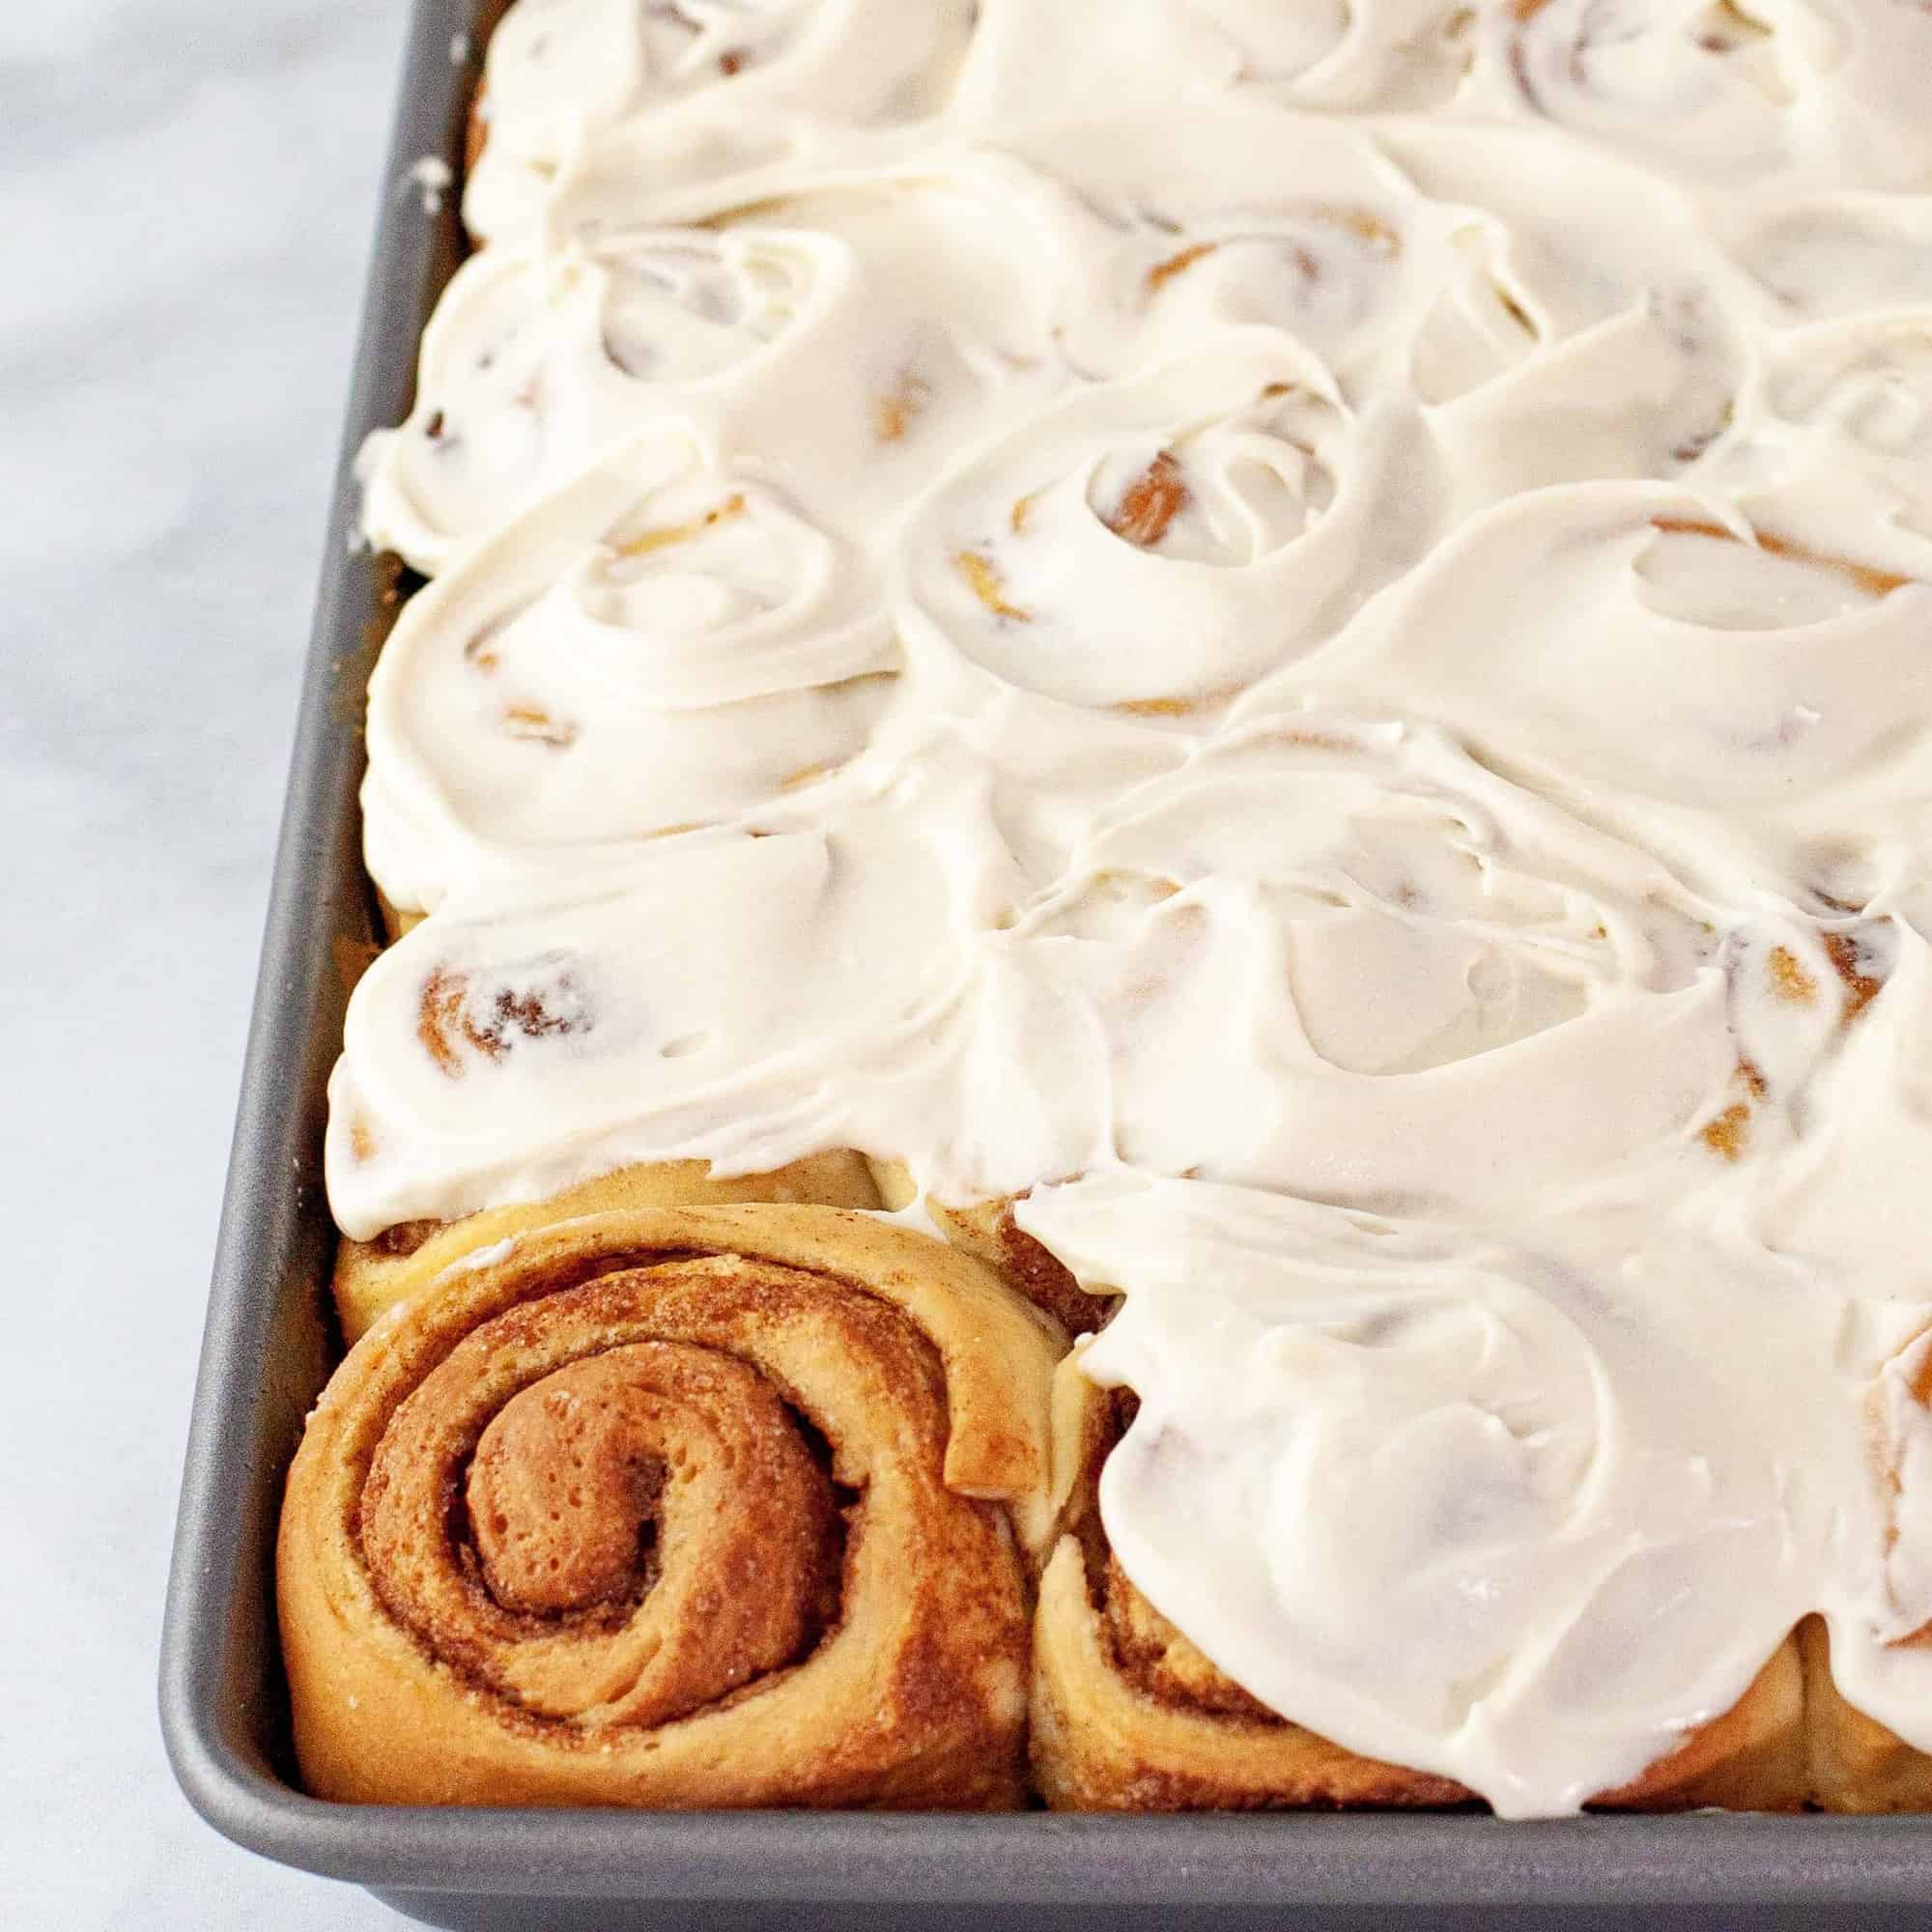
158, 2, 1932, 1923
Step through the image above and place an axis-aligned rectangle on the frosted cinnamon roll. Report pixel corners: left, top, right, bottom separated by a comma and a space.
360, 187, 1043, 574
902, 342, 1426, 715
1032, 1363, 1472, 1810
1020, 1177, 1826, 1815
1467, 0, 1932, 190
360, 435, 894, 916
359, 228, 842, 574
464, 0, 978, 243
1293, 481, 1932, 907
279, 1202, 1061, 1807
949, 0, 1471, 124
1010, 102, 1455, 403
1374, 124, 1746, 497
326, 782, 1002, 1242
1033, 1353, 1804, 1813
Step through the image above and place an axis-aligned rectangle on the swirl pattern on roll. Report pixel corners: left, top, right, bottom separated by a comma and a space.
279, 1203, 1061, 1807
362, 430, 895, 912
1030, 1357, 1805, 1812
330, 0, 1932, 1815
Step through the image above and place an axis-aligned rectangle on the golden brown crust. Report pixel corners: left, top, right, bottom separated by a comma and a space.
466, 80, 490, 183
1588, 1642, 1805, 1813
926, 1196, 1111, 1336
332, 1151, 883, 1346
462, 3, 517, 194
374, 889, 423, 945
282, 1202, 1066, 1808
1799, 1615, 1932, 1811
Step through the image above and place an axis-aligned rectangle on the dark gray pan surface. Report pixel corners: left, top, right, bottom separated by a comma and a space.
158, 2, 1932, 1922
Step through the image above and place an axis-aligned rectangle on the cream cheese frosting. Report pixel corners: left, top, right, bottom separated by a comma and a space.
335, 0, 1932, 1815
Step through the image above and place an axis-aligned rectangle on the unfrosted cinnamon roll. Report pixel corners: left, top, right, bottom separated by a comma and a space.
280, 1202, 1062, 1808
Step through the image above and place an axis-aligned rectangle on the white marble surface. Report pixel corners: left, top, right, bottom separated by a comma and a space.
3, 2, 410, 1922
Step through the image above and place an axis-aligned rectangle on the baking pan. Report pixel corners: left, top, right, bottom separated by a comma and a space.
158, 2, 1932, 1924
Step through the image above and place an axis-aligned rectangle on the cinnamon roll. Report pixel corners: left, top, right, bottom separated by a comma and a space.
359, 436, 895, 916
359, 229, 839, 574
903, 344, 1420, 715
463, 0, 980, 244
1011, 1174, 1852, 1816
1031, 1364, 1471, 1811
279, 1203, 1062, 1807
361, 185, 1044, 576
1469, 0, 1932, 191
1033, 1366, 1804, 1812
1293, 481, 1932, 911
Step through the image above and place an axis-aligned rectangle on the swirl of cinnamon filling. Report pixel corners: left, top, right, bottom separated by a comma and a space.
903, 342, 1421, 714
278, 1203, 1062, 1807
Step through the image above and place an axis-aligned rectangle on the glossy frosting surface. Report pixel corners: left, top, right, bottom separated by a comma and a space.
338, 0, 1932, 1815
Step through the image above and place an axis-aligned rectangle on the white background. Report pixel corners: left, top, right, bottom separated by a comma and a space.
4, 2, 411, 1922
